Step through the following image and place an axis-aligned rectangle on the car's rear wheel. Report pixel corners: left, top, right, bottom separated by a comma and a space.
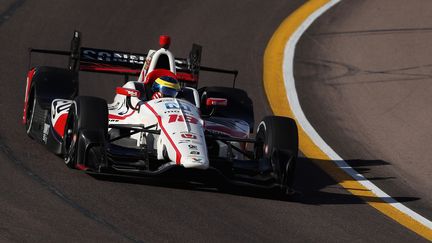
25, 87, 36, 136
24, 66, 78, 141
255, 116, 298, 196
25, 87, 48, 141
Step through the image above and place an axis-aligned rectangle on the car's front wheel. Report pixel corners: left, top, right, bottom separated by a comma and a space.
63, 96, 108, 170
255, 116, 298, 196
63, 102, 78, 168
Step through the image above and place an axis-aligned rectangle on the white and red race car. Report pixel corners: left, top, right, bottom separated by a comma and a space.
23, 31, 299, 195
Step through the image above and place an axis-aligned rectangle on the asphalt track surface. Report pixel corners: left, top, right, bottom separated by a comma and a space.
295, 0, 432, 230
0, 0, 429, 242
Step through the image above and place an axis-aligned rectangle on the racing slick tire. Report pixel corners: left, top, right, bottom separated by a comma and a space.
254, 116, 298, 197
24, 67, 78, 141
63, 96, 108, 170
25, 87, 46, 140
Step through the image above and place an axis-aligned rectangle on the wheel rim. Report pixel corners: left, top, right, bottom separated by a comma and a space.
254, 126, 266, 160
64, 109, 77, 165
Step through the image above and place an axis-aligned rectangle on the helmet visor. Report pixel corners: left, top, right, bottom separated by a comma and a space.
159, 86, 178, 97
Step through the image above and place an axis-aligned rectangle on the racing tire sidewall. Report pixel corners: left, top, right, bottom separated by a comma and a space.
63, 96, 108, 170
255, 116, 298, 195
25, 87, 36, 137
63, 103, 78, 168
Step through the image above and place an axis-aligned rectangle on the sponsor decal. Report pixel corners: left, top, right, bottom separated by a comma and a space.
128, 90, 139, 97
164, 110, 180, 114
164, 102, 192, 112
43, 123, 50, 143
51, 100, 73, 137
143, 53, 153, 71
181, 133, 197, 139
191, 157, 203, 163
116, 87, 140, 97
53, 100, 72, 116
168, 114, 198, 124
82, 48, 145, 65
188, 144, 197, 149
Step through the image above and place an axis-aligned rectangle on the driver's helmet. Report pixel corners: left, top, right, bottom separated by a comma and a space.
151, 76, 180, 99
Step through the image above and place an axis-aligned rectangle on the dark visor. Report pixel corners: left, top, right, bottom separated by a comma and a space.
160, 86, 178, 97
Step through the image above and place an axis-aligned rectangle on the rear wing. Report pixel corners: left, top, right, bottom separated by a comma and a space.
29, 31, 239, 88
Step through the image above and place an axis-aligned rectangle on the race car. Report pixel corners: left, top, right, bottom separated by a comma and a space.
23, 31, 299, 195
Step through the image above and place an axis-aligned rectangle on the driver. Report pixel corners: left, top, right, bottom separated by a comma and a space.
151, 76, 181, 99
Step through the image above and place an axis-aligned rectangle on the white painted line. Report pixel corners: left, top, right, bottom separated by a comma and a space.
282, 0, 432, 229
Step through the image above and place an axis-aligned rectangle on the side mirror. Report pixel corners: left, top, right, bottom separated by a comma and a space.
116, 87, 140, 98
206, 97, 228, 107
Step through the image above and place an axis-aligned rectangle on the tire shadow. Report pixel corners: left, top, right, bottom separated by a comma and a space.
289, 157, 419, 205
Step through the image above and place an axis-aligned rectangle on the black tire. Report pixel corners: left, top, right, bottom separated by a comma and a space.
25, 86, 37, 137
255, 116, 298, 196
24, 66, 78, 139
25, 86, 49, 141
63, 96, 108, 169
33, 67, 78, 101
63, 103, 78, 168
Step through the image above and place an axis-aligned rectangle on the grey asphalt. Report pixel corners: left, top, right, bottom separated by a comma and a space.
0, 0, 428, 242
295, 0, 432, 222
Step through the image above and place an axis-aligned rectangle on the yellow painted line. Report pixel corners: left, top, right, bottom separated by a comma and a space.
263, 0, 432, 240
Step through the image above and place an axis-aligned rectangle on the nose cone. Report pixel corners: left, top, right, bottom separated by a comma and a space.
147, 98, 209, 170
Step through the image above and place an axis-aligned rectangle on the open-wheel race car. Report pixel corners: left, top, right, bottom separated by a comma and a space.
23, 31, 299, 195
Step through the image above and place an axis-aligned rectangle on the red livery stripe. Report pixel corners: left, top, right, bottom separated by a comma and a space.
23, 68, 36, 124
53, 113, 68, 137
80, 63, 141, 75
144, 103, 182, 164
75, 164, 89, 171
